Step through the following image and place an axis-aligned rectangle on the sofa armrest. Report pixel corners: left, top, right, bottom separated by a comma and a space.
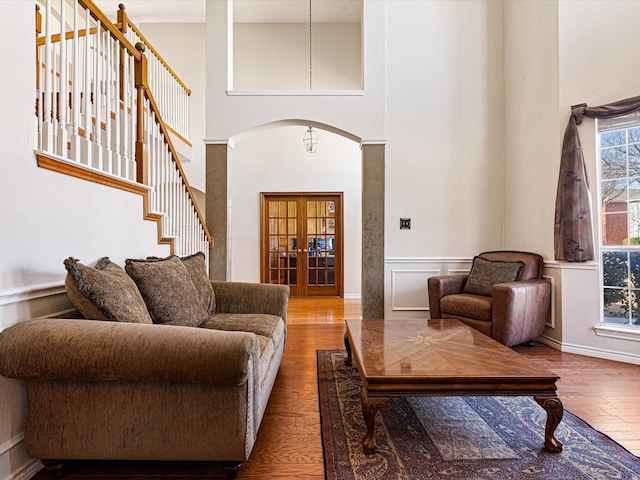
0, 318, 259, 385
211, 281, 290, 321
427, 275, 468, 319
491, 280, 551, 346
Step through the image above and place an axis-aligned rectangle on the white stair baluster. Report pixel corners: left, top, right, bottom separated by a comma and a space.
69, 0, 81, 161
81, 7, 92, 166
41, 0, 53, 152
57, 0, 68, 158
93, 21, 103, 170
103, 32, 113, 173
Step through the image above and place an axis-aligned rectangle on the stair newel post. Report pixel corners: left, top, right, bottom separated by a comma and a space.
134, 42, 149, 186
35, 4, 41, 35
116, 4, 127, 104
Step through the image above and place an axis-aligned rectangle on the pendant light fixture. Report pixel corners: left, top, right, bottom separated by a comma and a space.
303, 126, 319, 153
303, 0, 318, 153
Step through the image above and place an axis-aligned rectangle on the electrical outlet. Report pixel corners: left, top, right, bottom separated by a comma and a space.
400, 218, 411, 230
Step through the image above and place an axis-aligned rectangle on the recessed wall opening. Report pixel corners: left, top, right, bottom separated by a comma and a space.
230, 0, 363, 91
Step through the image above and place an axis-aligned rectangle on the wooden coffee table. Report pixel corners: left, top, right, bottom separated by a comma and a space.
344, 318, 563, 455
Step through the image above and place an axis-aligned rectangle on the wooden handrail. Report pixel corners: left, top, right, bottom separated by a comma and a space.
116, 3, 191, 95
36, 26, 104, 46
142, 70, 212, 246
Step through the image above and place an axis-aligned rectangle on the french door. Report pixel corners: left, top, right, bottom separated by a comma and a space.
261, 193, 343, 297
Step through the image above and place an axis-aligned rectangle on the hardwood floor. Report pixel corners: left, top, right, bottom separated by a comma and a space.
31, 297, 640, 479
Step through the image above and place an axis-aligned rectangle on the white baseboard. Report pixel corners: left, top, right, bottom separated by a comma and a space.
1, 459, 42, 480
560, 341, 640, 365
539, 335, 640, 365
0, 433, 42, 480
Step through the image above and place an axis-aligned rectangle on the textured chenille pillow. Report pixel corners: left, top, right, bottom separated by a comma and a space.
180, 252, 216, 314
63, 257, 153, 323
462, 256, 525, 297
125, 255, 208, 327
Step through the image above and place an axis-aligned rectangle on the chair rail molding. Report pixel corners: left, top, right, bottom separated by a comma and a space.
0, 281, 65, 307
0, 282, 73, 333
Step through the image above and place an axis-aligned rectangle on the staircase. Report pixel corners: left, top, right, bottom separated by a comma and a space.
34, 0, 212, 260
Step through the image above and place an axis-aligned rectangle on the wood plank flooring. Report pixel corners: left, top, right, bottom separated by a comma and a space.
31, 297, 640, 479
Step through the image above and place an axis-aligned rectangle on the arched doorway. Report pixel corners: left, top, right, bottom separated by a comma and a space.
205, 122, 384, 318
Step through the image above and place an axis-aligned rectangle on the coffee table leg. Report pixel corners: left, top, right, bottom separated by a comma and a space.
535, 396, 564, 453
344, 332, 352, 366
361, 389, 389, 454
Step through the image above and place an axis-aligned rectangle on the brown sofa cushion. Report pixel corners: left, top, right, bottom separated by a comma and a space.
462, 256, 524, 297
63, 257, 153, 324
125, 256, 208, 327
180, 252, 216, 314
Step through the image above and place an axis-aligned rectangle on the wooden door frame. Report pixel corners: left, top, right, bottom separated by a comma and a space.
260, 192, 344, 297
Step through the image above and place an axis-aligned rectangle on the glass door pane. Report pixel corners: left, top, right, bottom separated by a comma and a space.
306, 199, 336, 292
267, 199, 298, 289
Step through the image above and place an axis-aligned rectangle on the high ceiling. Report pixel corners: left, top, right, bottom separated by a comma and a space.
93, 0, 362, 24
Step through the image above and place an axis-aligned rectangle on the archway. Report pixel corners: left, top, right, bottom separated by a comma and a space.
205, 121, 384, 319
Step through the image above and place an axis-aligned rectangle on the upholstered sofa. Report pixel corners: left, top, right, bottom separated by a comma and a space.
0, 253, 289, 479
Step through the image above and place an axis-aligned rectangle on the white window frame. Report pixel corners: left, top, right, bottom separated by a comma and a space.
597, 113, 640, 333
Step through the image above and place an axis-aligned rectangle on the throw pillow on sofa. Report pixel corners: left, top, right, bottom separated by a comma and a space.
180, 252, 216, 314
63, 257, 153, 323
125, 255, 209, 327
147, 252, 215, 315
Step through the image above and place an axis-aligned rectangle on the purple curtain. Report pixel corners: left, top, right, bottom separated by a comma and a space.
554, 96, 640, 261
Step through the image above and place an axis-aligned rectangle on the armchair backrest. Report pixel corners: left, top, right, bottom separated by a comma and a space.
479, 251, 543, 281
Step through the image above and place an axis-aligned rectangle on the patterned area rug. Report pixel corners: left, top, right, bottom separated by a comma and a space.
317, 350, 640, 480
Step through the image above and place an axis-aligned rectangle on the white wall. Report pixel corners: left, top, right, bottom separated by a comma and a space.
230, 126, 362, 296
383, 0, 505, 317
0, 2, 171, 477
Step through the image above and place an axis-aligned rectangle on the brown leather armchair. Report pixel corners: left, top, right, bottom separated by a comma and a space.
427, 251, 551, 347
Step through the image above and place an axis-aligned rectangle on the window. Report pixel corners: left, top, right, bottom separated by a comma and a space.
599, 114, 640, 327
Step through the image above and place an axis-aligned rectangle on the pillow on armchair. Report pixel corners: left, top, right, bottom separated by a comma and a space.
462, 256, 525, 297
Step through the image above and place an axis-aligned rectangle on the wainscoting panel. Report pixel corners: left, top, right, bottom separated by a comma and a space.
390, 269, 435, 312
384, 257, 473, 319
542, 275, 555, 328
0, 282, 71, 480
